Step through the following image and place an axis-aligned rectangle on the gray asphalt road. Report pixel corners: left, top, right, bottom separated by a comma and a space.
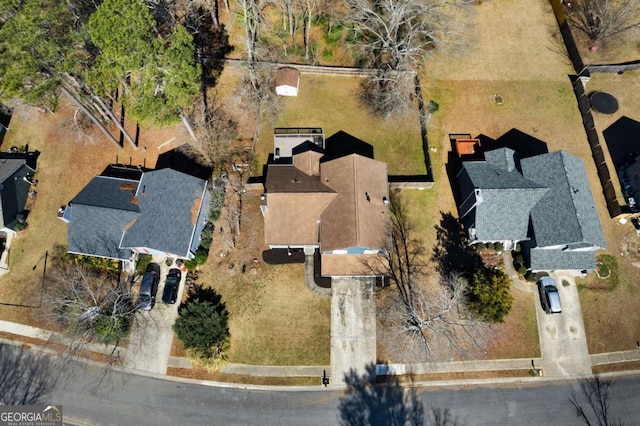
47, 358, 640, 425
5, 343, 640, 425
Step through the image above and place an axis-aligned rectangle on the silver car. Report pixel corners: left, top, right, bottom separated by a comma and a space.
538, 277, 562, 314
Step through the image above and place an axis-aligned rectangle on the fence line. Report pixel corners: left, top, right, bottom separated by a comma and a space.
585, 61, 640, 74
224, 58, 411, 78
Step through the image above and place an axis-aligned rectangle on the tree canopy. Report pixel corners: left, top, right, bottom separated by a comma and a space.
173, 286, 229, 359
87, 0, 200, 126
0, 0, 202, 127
467, 268, 513, 323
0, 0, 80, 108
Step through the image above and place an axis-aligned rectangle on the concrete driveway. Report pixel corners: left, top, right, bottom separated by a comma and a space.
330, 277, 377, 384
123, 258, 186, 374
536, 272, 591, 377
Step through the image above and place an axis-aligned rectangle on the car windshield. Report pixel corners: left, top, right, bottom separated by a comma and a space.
547, 285, 558, 292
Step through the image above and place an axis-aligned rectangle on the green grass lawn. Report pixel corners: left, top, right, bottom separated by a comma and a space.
255, 75, 425, 176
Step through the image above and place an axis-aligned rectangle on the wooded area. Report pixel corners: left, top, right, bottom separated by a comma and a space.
0, 0, 464, 138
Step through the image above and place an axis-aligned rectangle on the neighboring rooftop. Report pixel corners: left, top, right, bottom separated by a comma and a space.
66, 167, 210, 261
457, 144, 606, 272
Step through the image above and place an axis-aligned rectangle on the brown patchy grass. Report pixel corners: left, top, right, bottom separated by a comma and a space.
485, 289, 540, 359
196, 190, 331, 366
167, 367, 321, 386
0, 332, 112, 363
571, 24, 640, 65
592, 361, 640, 374
427, 0, 574, 82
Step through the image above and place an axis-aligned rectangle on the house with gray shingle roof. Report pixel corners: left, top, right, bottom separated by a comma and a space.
61, 166, 211, 263
457, 147, 606, 273
0, 156, 36, 232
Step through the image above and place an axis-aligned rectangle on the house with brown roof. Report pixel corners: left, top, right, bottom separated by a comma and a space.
261, 130, 390, 277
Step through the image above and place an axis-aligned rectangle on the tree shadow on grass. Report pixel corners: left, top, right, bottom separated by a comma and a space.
338, 364, 464, 426
181, 286, 229, 326
430, 212, 483, 279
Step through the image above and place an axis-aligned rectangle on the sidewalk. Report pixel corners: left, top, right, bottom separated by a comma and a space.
1, 318, 639, 382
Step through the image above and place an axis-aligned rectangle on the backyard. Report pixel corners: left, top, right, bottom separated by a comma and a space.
573, 70, 640, 354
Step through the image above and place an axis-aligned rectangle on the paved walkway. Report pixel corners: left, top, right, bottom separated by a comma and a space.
502, 252, 535, 293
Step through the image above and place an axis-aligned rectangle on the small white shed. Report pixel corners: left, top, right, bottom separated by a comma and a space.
275, 67, 300, 97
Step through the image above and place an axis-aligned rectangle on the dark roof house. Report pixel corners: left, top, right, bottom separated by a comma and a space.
0, 154, 37, 231
261, 130, 391, 277
457, 146, 606, 272
62, 167, 211, 262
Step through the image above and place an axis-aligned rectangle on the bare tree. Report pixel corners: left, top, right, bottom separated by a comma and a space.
569, 375, 625, 426
236, 0, 271, 87
185, 93, 239, 178
376, 192, 489, 362
345, 0, 448, 116
565, 0, 640, 45
345, 0, 445, 71
359, 70, 417, 118
40, 248, 137, 351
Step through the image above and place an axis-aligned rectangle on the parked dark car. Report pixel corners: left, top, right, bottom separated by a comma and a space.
538, 276, 562, 314
137, 263, 160, 311
162, 268, 182, 304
